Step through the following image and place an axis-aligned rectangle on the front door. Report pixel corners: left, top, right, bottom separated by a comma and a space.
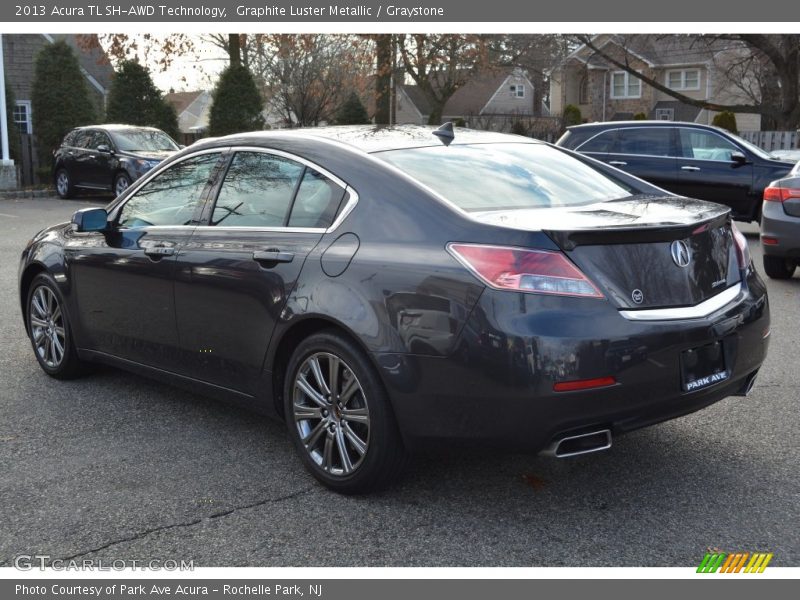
66, 151, 225, 369
672, 128, 754, 218
173, 149, 348, 394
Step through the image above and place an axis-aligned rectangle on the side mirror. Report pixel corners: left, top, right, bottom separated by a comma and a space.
96, 144, 113, 154
71, 208, 109, 232
731, 151, 748, 165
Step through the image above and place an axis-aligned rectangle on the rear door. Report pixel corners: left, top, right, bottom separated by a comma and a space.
672, 127, 754, 217
606, 126, 678, 190
173, 148, 349, 394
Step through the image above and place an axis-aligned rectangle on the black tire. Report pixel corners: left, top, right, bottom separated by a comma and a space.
284, 330, 406, 494
26, 273, 86, 379
762, 255, 796, 279
55, 168, 74, 199
113, 172, 132, 197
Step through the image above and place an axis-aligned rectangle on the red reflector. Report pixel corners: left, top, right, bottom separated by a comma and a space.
764, 186, 800, 202
762, 237, 779, 245
553, 376, 617, 392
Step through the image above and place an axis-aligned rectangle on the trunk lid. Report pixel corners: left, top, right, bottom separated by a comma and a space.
471, 195, 739, 310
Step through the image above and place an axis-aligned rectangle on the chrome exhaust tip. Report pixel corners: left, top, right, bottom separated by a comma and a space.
540, 429, 612, 458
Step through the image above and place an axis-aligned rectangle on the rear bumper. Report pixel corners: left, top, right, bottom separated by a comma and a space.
761, 201, 800, 258
378, 268, 770, 453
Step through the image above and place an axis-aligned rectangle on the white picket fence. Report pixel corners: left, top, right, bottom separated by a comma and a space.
739, 130, 799, 152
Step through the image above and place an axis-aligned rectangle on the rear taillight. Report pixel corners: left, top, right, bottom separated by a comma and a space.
731, 222, 751, 270
447, 243, 604, 298
764, 185, 800, 202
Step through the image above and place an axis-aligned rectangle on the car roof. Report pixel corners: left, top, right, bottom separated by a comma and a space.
73, 124, 167, 133
190, 125, 542, 154
567, 120, 727, 133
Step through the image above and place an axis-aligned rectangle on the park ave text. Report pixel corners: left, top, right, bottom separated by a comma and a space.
17, 4, 447, 19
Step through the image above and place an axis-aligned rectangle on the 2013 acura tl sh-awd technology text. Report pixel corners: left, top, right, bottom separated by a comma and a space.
19, 125, 770, 493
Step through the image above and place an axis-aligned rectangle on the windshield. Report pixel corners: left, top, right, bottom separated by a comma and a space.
375, 143, 634, 212
111, 129, 179, 153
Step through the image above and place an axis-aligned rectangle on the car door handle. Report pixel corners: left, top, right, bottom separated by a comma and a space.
144, 246, 175, 258
608, 160, 627, 166
681, 166, 701, 171
253, 249, 294, 264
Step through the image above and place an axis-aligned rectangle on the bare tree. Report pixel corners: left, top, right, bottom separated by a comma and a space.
575, 34, 800, 129
396, 34, 490, 125
230, 35, 372, 127
489, 35, 572, 116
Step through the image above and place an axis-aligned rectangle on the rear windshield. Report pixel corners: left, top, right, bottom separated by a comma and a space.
375, 143, 633, 212
110, 129, 179, 153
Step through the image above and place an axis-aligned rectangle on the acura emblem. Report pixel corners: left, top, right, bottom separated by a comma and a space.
671, 240, 691, 268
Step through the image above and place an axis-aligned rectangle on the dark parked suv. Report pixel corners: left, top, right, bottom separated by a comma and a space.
557, 121, 794, 221
53, 124, 180, 199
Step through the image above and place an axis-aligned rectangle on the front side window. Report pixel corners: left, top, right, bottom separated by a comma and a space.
679, 129, 738, 162
118, 153, 221, 228
375, 143, 634, 212
610, 71, 641, 99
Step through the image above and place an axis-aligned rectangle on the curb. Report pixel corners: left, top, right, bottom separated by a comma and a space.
0, 189, 58, 200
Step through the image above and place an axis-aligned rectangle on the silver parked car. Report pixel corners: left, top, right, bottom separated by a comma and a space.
761, 160, 800, 278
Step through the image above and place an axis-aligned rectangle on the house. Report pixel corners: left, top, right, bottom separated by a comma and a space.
2, 34, 113, 185
549, 35, 762, 131
3, 34, 112, 138
395, 67, 550, 127
164, 90, 213, 145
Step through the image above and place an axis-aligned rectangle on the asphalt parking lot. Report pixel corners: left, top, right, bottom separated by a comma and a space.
1, 196, 798, 567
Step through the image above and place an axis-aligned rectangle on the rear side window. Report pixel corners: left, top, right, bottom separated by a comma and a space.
211, 151, 346, 229
288, 169, 346, 228
617, 128, 673, 157
578, 130, 617, 153
375, 143, 634, 212
211, 152, 304, 227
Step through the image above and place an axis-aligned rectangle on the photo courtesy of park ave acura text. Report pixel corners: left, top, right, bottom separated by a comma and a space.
0, 24, 798, 571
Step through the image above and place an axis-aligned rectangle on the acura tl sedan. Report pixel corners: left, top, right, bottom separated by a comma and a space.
19, 125, 770, 493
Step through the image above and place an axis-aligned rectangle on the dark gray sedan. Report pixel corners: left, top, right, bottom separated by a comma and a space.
20, 125, 770, 493
761, 160, 800, 278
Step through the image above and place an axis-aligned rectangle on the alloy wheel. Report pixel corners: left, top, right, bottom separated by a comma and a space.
292, 352, 370, 477
56, 172, 69, 197
29, 285, 66, 369
114, 175, 130, 196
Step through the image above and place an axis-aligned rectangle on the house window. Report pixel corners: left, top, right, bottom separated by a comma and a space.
13, 101, 32, 135
610, 71, 641, 99
666, 69, 701, 91
509, 84, 525, 98
578, 76, 589, 105
655, 108, 675, 121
